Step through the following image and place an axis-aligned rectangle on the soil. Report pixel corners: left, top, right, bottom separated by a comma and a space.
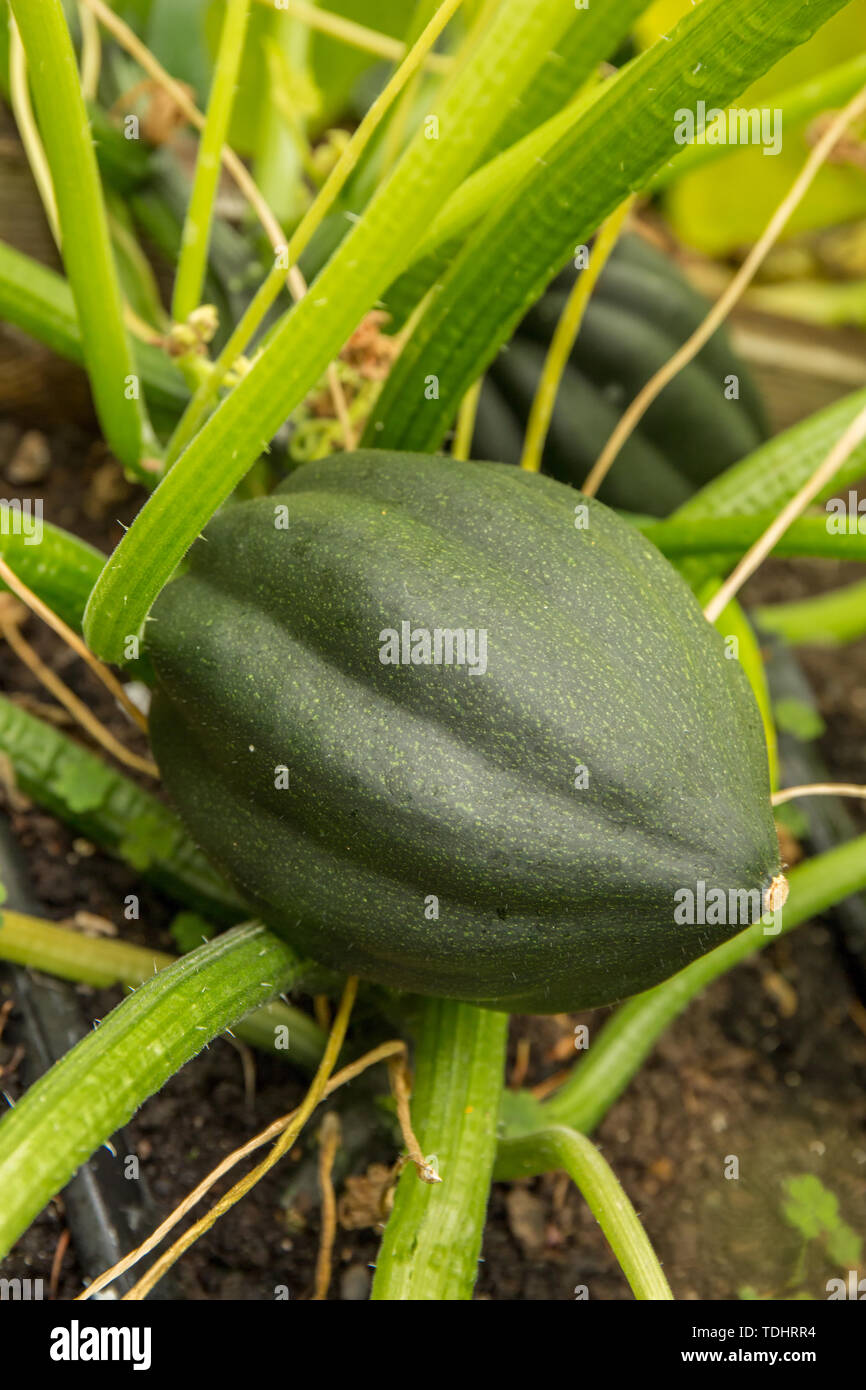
1, 426, 865, 1302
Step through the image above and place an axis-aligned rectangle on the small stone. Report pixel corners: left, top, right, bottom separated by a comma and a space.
340, 1264, 371, 1301
505, 1185, 548, 1257
5, 430, 50, 484
649, 1156, 675, 1182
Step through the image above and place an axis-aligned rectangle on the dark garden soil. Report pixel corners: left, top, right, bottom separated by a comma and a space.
1, 422, 865, 1302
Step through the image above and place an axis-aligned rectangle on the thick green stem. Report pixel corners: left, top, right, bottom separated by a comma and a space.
0, 910, 325, 1070
642, 513, 866, 562
756, 580, 866, 647
0, 922, 309, 1258
371, 999, 507, 1300
9, 0, 154, 472
539, 833, 866, 1135
495, 1126, 672, 1300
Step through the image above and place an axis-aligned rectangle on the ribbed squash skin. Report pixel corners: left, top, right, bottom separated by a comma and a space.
474, 235, 767, 515
149, 451, 780, 1013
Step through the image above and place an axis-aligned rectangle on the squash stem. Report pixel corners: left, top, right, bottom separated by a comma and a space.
495, 1126, 672, 1300
371, 998, 508, 1300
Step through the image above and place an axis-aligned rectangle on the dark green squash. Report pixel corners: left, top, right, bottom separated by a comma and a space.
473, 234, 768, 515
148, 450, 781, 1014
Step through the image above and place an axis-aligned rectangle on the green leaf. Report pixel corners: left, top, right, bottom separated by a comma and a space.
773, 697, 826, 742
169, 910, 217, 953
782, 1173, 838, 1241
826, 1223, 863, 1269
364, 0, 852, 453
118, 811, 179, 872
781, 1173, 862, 1268
52, 757, 115, 816
498, 1086, 548, 1139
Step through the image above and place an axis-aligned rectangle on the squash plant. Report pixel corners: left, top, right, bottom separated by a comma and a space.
0, 0, 865, 1302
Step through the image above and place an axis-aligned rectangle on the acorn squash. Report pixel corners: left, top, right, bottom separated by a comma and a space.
148, 450, 780, 1013
472, 234, 768, 515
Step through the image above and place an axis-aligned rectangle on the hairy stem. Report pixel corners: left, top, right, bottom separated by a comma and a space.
0, 923, 309, 1259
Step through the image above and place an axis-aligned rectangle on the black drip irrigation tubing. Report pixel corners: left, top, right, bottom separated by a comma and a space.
0, 814, 174, 1298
